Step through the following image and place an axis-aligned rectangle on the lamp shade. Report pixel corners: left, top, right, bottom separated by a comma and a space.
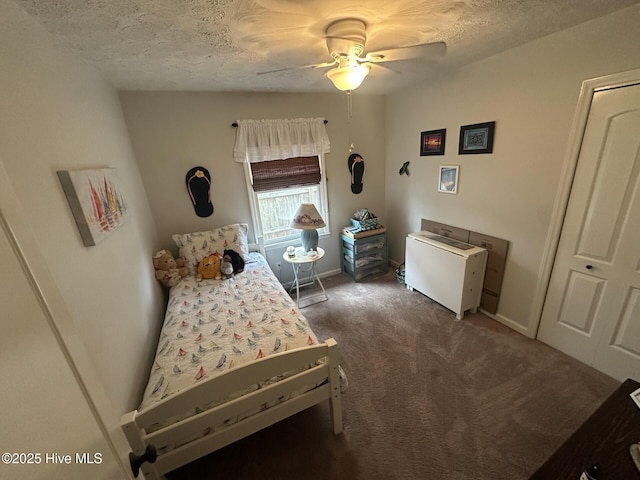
326, 63, 370, 91
290, 203, 326, 230
291, 203, 325, 252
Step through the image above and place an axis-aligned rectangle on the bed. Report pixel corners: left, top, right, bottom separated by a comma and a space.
121, 224, 344, 479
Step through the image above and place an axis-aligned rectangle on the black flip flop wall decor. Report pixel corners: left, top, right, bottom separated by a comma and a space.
186, 166, 214, 217
348, 153, 365, 194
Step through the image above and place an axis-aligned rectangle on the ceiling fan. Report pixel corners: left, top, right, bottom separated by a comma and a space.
258, 18, 446, 92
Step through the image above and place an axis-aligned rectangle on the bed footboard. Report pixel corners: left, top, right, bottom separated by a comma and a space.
121, 338, 342, 479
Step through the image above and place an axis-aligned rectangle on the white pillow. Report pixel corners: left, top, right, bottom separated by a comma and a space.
172, 223, 249, 275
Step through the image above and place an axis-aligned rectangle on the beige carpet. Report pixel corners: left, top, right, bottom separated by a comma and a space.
168, 270, 620, 480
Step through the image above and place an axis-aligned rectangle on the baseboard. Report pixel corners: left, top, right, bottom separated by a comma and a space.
389, 259, 402, 268
479, 309, 532, 338
319, 268, 342, 279
281, 268, 342, 291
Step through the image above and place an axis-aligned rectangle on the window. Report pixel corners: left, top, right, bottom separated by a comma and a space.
233, 118, 331, 246
245, 156, 330, 245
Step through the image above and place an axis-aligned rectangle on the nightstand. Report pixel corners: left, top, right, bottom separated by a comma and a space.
283, 247, 328, 308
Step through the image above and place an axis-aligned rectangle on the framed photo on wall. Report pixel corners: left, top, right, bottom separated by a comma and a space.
438, 165, 459, 194
420, 129, 446, 156
459, 121, 495, 154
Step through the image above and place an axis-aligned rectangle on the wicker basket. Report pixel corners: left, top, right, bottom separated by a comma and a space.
350, 217, 379, 230
395, 263, 406, 284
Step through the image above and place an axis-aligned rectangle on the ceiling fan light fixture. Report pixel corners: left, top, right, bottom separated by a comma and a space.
326, 63, 370, 91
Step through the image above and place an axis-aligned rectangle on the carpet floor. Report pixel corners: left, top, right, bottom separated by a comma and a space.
168, 270, 619, 480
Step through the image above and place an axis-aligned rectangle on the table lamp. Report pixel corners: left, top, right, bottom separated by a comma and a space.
290, 203, 326, 252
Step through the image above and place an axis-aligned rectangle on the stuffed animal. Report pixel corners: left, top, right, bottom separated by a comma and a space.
153, 250, 189, 287
197, 253, 222, 281
223, 249, 245, 274
220, 258, 234, 280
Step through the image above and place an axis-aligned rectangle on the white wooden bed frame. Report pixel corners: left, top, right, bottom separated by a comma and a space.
121, 338, 343, 479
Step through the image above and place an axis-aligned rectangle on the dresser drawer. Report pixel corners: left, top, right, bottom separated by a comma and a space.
341, 233, 387, 256
342, 258, 388, 281
343, 251, 386, 268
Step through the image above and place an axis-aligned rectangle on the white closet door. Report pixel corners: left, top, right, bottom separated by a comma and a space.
537, 82, 640, 382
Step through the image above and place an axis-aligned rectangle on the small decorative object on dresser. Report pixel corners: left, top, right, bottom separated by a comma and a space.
350, 208, 378, 230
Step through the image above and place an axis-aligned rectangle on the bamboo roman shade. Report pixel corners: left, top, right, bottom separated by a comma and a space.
249, 156, 321, 192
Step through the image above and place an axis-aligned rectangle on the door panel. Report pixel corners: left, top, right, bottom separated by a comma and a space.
577, 112, 640, 260
557, 271, 604, 333
611, 287, 640, 354
538, 82, 640, 381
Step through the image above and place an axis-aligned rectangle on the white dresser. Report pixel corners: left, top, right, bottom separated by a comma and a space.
405, 232, 487, 319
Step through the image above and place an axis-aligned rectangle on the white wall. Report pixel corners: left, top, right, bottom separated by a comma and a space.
0, 165, 121, 479
0, 0, 165, 475
384, 4, 640, 336
118, 91, 386, 283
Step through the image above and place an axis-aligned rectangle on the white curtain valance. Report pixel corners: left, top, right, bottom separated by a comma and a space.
233, 118, 330, 163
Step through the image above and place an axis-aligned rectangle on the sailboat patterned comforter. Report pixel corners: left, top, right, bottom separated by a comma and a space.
139, 252, 320, 413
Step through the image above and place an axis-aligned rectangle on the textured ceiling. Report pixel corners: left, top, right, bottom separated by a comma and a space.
14, 0, 640, 94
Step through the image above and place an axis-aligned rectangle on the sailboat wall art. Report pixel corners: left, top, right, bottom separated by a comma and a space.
57, 168, 129, 247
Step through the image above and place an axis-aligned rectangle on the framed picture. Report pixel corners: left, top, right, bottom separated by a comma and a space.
438, 165, 459, 194
57, 168, 129, 247
420, 129, 446, 156
459, 121, 495, 154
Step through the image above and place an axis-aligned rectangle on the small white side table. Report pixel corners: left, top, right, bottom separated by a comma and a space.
283, 247, 328, 308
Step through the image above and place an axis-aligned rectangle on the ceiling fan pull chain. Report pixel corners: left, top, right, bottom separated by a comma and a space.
346, 91, 355, 154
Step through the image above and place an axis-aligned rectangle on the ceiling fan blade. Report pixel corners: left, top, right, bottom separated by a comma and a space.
367, 62, 403, 75
257, 60, 336, 75
364, 41, 446, 63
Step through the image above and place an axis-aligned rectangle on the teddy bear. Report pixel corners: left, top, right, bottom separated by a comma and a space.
220, 258, 234, 280
197, 253, 222, 281
223, 249, 245, 274
153, 250, 189, 287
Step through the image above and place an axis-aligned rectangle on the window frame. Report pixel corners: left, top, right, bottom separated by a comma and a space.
243, 154, 330, 248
